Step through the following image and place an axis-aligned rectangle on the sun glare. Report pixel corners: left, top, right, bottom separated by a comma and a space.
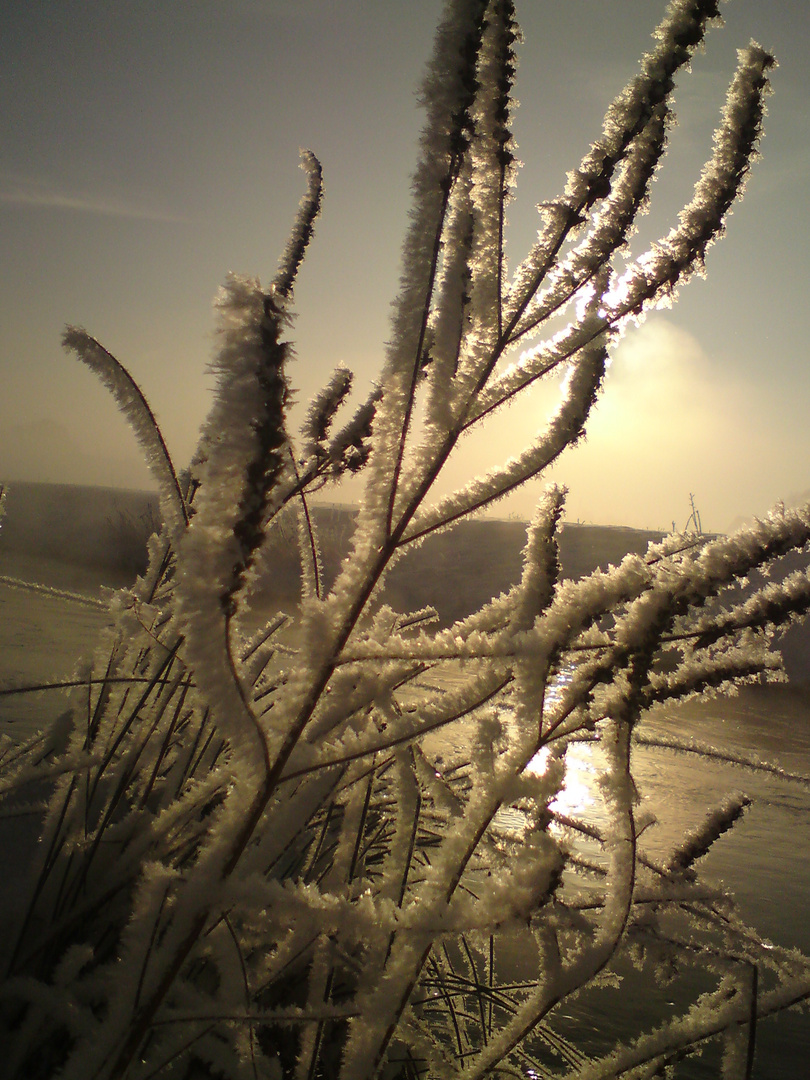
526, 742, 599, 818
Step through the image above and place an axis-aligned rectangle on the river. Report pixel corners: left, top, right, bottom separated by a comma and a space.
549, 685, 810, 1077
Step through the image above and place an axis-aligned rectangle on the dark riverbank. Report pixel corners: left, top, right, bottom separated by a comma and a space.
2, 480, 808, 680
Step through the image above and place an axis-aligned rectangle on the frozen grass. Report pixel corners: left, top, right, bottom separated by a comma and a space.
3, 2, 810, 1078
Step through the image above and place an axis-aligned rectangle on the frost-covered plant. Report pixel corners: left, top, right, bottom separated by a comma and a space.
3, 1, 810, 1077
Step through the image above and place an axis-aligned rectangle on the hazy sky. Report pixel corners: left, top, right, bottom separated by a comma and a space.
2, 0, 808, 533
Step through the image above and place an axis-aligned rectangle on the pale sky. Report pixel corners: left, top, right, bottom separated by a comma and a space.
2, 0, 808, 533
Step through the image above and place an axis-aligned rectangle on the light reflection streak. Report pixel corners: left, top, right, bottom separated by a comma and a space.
527, 742, 599, 819
526, 664, 600, 821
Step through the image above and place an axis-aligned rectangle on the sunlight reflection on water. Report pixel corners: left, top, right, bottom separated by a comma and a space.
489, 682, 810, 1078
526, 742, 599, 818
521, 664, 605, 825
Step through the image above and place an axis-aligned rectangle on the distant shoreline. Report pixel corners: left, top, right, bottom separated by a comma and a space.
2, 480, 807, 681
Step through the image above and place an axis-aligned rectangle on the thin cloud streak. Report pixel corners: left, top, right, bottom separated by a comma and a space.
0, 182, 188, 224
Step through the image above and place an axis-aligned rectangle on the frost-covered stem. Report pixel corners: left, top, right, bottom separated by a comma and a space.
384, 182, 455, 537
511, 486, 565, 630
504, 0, 723, 331
282, 674, 511, 781
301, 365, 353, 467
602, 40, 775, 314
423, 176, 474, 428
381, 0, 489, 534
410, 335, 608, 540
507, 103, 670, 345
174, 279, 294, 770
381, 320, 605, 551
548, 516, 810, 740
61, 329, 188, 539
288, 449, 322, 600
455, 725, 639, 1079
687, 568, 810, 647
668, 793, 752, 874
464, 40, 773, 434
641, 654, 780, 708
224, 619, 271, 775
273, 150, 323, 302
466, 0, 518, 340
562, 966, 810, 1080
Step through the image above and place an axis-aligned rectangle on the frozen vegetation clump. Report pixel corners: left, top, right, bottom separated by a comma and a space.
4, 1, 810, 1076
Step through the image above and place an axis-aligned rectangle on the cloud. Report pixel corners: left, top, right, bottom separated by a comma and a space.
422, 314, 810, 532
0, 174, 187, 223
548, 318, 808, 531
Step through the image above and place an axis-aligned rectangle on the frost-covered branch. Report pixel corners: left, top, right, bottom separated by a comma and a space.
62, 328, 188, 539
3, 2, 807, 1079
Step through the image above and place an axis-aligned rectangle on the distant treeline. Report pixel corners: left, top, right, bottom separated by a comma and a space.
0, 482, 665, 617
0, 482, 159, 579
2, 481, 807, 680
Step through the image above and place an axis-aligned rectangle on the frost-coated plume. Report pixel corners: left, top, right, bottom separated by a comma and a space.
2, 2, 809, 1079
